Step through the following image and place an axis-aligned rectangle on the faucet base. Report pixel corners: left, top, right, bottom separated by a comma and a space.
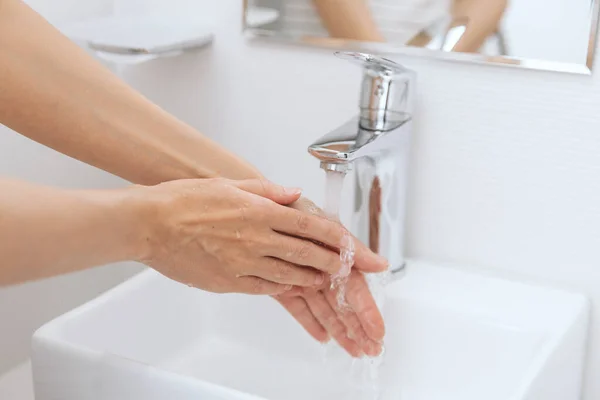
389, 262, 407, 279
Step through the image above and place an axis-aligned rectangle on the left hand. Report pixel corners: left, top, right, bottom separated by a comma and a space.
273, 198, 387, 358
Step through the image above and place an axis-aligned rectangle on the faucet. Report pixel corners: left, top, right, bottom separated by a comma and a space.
308, 52, 415, 275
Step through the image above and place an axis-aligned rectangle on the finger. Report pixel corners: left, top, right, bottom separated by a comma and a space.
323, 286, 383, 357
274, 296, 329, 343
234, 179, 302, 205
236, 276, 292, 295
270, 208, 388, 273
303, 292, 363, 357
345, 270, 386, 342
268, 234, 341, 275
251, 257, 325, 287
276, 285, 305, 297
353, 246, 389, 274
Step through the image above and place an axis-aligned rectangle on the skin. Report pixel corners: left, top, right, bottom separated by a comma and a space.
450, 0, 509, 53
0, 0, 386, 356
0, 177, 384, 296
313, 0, 508, 53
312, 0, 385, 42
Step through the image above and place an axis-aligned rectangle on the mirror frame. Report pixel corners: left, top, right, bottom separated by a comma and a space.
243, 1, 600, 75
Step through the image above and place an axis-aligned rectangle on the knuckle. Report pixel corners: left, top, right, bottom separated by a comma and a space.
258, 179, 271, 195
329, 253, 343, 272
295, 214, 310, 233
252, 199, 273, 217
209, 177, 229, 187
302, 271, 316, 286
251, 232, 273, 251
295, 244, 312, 260
328, 223, 344, 245
276, 262, 293, 279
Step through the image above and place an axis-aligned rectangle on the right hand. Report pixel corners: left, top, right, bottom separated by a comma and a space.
133, 178, 387, 295
274, 198, 388, 357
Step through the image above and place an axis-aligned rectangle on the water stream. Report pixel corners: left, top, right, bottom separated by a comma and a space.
322, 169, 392, 400
323, 170, 354, 310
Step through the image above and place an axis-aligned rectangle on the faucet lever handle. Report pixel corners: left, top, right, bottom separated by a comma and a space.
335, 52, 414, 132
334, 51, 407, 76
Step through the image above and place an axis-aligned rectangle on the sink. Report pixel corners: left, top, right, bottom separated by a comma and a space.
31, 261, 589, 400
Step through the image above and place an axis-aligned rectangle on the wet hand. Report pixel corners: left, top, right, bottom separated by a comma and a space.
134, 179, 364, 295
274, 197, 388, 357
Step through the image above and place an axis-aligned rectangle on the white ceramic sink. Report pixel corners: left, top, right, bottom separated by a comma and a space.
31, 261, 589, 400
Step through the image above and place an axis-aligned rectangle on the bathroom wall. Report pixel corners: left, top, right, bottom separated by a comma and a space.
0, 0, 143, 376
2, 0, 600, 399
115, 1, 600, 399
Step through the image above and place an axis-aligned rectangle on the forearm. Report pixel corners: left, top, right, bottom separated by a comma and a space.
0, 178, 144, 285
0, 0, 261, 185
312, 0, 385, 42
451, 0, 508, 53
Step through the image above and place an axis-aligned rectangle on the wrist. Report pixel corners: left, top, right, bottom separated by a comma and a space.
98, 186, 155, 264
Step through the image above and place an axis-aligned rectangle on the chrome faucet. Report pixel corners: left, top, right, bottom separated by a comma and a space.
308, 52, 415, 275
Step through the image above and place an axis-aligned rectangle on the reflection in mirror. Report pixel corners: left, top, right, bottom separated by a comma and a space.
244, 0, 600, 74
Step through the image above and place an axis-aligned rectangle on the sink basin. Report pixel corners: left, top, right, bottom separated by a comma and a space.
31, 261, 589, 400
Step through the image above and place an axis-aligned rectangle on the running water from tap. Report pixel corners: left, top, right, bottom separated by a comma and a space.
323, 170, 345, 218
322, 168, 391, 400
323, 170, 354, 310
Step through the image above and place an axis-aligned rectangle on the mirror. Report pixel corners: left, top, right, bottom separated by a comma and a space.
244, 0, 600, 74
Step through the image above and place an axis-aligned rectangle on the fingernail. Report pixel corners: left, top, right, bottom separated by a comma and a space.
376, 254, 389, 268
284, 187, 302, 195
315, 273, 325, 286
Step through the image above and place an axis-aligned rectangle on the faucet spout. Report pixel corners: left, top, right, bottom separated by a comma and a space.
307, 52, 416, 276
308, 114, 412, 172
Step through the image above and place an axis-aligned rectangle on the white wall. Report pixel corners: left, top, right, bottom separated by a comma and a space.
0, 0, 143, 376
3, 1, 600, 399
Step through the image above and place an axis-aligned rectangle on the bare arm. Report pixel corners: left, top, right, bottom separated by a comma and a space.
312, 0, 385, 42
0, 0, 387, 356
451, 0, 508, 53
1, 176, 379, 292
0, 178, 143, 285
0, 0, 261, 185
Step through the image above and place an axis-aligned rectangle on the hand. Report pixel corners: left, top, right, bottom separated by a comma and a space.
273, 198, 388, 357
136, 178, 380, 294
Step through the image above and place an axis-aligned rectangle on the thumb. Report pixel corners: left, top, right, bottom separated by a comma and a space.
235, 179, 302, 205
